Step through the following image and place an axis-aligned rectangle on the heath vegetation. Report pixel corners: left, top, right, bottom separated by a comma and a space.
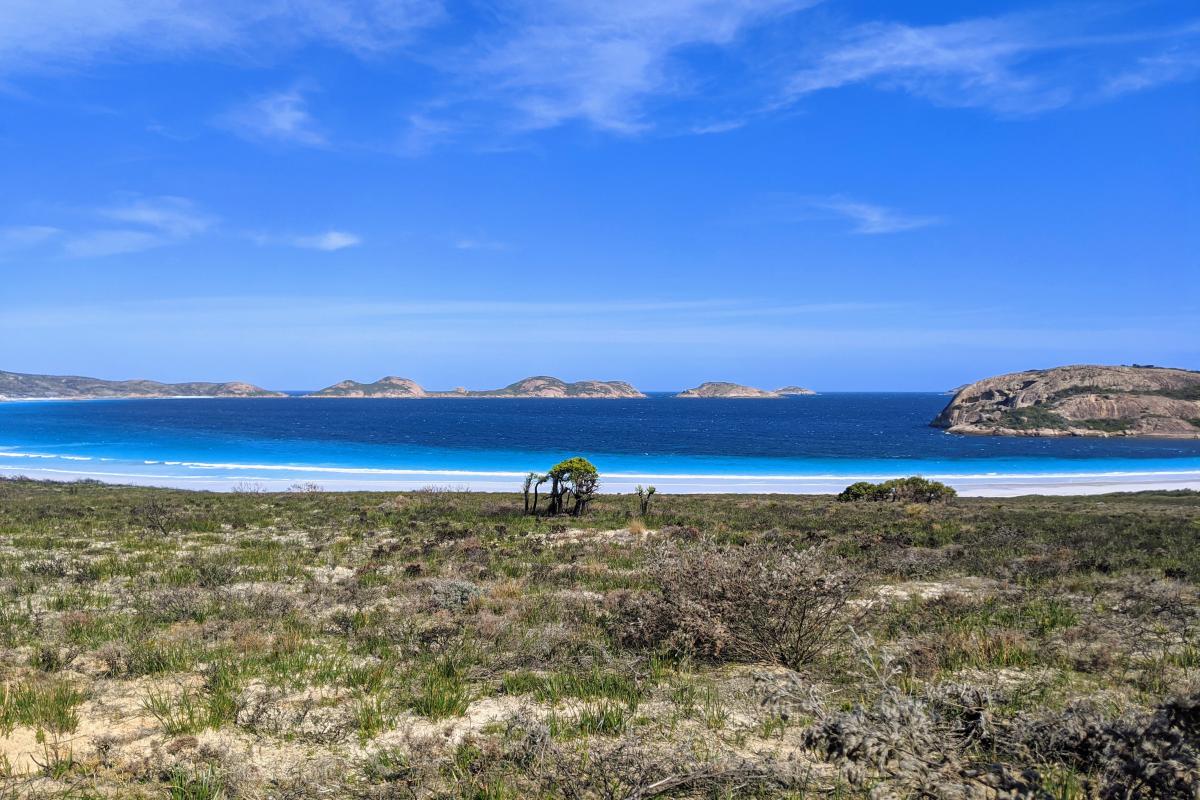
0, 477, 1196, 798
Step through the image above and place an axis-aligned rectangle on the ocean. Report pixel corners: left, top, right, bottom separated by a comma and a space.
2, 394, 1199, 495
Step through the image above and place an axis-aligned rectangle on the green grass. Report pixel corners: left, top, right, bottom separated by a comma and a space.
0, 679, 84, 735
141, 687, 230, 735
548, 702, 633, 738
502, 667, 642, 708
166, 766, 227, 800
409, 670, 471, 720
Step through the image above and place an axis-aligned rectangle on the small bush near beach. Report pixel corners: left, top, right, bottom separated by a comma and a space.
0, 477, 1197, 798
838, 475, 957, 503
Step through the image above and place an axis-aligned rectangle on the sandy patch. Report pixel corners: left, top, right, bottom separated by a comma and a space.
543, 527, 656, 547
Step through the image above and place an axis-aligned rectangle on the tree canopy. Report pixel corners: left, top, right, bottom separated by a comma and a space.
523, 456, 599, 516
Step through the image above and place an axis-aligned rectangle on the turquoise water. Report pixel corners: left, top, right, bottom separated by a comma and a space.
2, 394, 1199, 493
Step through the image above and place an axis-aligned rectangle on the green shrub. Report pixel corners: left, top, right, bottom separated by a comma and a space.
836, 482, 878, 502
997, 406, 1069, 430
838, 476, 955, 503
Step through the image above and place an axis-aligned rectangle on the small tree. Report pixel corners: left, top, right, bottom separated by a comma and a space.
522, 472, 536, 515
532, 473, 548, 515
636, 485, 656, 516
544, 457, 600, 516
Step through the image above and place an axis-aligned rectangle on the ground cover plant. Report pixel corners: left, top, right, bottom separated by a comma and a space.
0, 476, 1196, 798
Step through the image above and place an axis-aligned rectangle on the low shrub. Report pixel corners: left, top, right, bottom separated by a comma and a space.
610, 541, 858, 669
837, 476, 956, 503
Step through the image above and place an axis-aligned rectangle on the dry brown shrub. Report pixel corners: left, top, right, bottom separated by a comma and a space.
609, 540, 859, 669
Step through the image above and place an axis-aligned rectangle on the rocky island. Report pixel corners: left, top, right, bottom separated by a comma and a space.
307, 376, 426, 398
676, 382, 814, 398
308, 375, 645, 399
932, 364, 1200, 438
0, 369, 285, 400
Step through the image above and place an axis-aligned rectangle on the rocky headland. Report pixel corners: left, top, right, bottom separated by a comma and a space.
932, 365, 1200, 438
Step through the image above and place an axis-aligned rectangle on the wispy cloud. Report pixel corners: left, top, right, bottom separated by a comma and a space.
100, 196, 213, 237
63, 229, 168, 258
218, 87, 326, 146
809, 196, 942, 235
63, 196, 213, 258
251, 230, 363, 251
779, 14, 1200, 115
454, 237, 508, 251
0, 0, 445, 71
1100, 47, 1200, 98
0, 225, 60, 252
293, 231, 362, 251
0, 296, 897, 331
1, 1, 1196, 148
457, 0, 810, 134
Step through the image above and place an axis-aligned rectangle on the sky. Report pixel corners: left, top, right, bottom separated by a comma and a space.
1, 0, 1197, 392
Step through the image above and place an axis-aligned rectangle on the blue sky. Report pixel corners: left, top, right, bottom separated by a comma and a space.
1, 0, 1197, 391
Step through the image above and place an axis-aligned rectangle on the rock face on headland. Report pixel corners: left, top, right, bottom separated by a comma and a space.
0, 370, 285, 400
932, 365, 1200, 438
308, 375, 645, 399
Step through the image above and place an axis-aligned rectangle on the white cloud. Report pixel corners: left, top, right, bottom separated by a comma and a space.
63, 229, 168, 258
101, 196, 213, 237
1101, 49, 1200, 98
252, 230, 363, 251
294, 231, 362, 251
462, 0, 811, 133
218, 87, 326, 146
0, 225, 60, 251
780, 15, 1200, 115
0, 0, 445, 71
63, 196, 213, 258
454, 238, 508, 251
1, 1, 1196, 146
809, 196, 941, 235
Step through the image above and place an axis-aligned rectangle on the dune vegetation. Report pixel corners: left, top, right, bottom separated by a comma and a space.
0, 477, 1197, 798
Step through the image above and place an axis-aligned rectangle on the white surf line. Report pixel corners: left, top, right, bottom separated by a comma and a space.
4, 463, 1200, 497
3, 449, 1200, 482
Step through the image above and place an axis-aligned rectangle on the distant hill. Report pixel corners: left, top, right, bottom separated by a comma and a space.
676, 381, 780, 398
775, 386, 816, 396
932, 364, 1200, 438
0, 370, 285, 400
308, 375, 645, 399
308, 376, 426, 398
465, 376, 645, 398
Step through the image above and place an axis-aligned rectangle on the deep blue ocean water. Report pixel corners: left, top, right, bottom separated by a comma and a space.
2, 394, 1200, 493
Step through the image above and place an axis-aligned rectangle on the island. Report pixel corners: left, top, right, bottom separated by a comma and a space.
0, 369, 285, 400
676, 382, 815, 398
308, 375, 646, 399
306, 376, 426, 398
932, 364, 1200, 438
